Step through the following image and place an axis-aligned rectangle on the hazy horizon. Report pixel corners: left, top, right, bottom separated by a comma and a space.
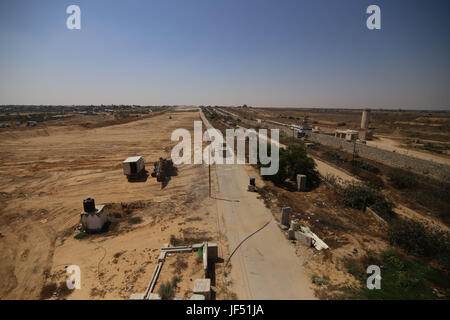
2, 104, 449, 111
1, 0, 449, 109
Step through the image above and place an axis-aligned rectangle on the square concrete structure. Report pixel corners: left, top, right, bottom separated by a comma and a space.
80, 205, 107, 232
296, 174, 307, 191
288, 228, 295, 240
295, 231, 312, 247
122, 156, 145, 179
193, 279, 211, 300
147, 293, 161, 300
158, 251, 166, 262
335, 129, 359, 142
281, 207, 291, 228
129, 293, 145, 300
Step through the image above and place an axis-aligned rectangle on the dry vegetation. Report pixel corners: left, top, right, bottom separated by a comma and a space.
204, 106, 450, 299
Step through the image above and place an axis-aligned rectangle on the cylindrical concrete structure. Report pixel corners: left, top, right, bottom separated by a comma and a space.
361, 109, 370, 129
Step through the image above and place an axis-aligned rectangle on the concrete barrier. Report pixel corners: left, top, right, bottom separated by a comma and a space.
306, 132, 450, 182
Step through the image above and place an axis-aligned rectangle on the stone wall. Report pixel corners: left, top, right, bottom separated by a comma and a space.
306, 132, 450, 182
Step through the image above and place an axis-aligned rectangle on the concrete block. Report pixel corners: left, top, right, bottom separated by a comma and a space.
297, 174, 307, 191
174, 296, 183, 300
129, 293, 145, 300
295, 231, 312, 247
190, 294, 206, 300
203, 242, 208, 277
148, 293, 161, 300
288, 228, 295, 240
158, 251, 166, 262
193, 279, 211, 300
281, 207, 291, 228
207, 243, 218, 261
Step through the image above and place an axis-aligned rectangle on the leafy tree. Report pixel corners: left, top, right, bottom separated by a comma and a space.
258, 145, 319, 189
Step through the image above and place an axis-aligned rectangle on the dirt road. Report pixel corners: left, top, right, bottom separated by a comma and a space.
212, 164, 315, 299
214, 108, 356, 184
201, 111, 315, 299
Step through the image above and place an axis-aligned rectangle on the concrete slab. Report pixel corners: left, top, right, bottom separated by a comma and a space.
297, 174, 307, 191
281, 207, 291, 228
148, 293, 161, 300
129, 293, 145, 300
295, 231, 312, 247
158, 251, 166, 262
203, 242, 208, 277
193, 278, 211, 300
288, 228, 295, 240
190, 294, 206, 300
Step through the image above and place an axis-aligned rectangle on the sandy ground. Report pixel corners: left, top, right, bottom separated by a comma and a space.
0, 111, 228, 300
367, 136, 450, 166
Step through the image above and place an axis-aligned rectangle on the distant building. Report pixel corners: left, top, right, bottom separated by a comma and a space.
335, 129, 359, 141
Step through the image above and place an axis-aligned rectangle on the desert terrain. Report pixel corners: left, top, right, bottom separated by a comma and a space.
0, 110, 230, 299
1, 105, 449, 300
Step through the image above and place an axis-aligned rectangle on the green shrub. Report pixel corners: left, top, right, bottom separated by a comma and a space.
259, 145, 320, 189
353, 160, 380, 174
74, 232, 87, 240
170, 234, 183, 246
388, 218, 450, 271
158, 281, 175, 300
336, 183, 395, 220
388, 168, 417, 189
355, 251, 450, 299
325, 150, 347, 164
171, 275, 181, 288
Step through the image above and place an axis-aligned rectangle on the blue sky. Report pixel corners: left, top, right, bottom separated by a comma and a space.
0, 0, 449, 109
